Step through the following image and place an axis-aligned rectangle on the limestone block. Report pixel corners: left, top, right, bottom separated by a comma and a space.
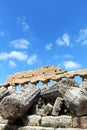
72, 116, 87, 128
41, 115, 72, 128
64, 87, 87, 116
44, 103, 53, 116
52, 97, 63, 116
72, 117, 79, 128
80, 116, 87, 128
0, 116, 8, 124
0, 86, 40, 120
18, 126, 54, 130
27, 115, 41, 126
36, 105, 44, 116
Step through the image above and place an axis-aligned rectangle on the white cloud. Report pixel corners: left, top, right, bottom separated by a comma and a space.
56, 33, 70, 46
17, 16, 30, 32
27, 54, 37, 65
0, 51, 38, 65
54, 54, 73, 59
0, 51, 28, 61
77, 28, 87, 45
9, 60, 17, 68
10, 39, 30, 49
45, 43, 53, 50
63, 61, 81, 70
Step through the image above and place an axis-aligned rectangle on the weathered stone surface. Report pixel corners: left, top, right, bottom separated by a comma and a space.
72, 116, 87, 128
27, 115, 41, 126
41, 115, 72, 128
18, 126, 54, 130
0, 124, 18, 130
52, 97, 63, 116
0, 124, 6, 129
0, 87, 9, 101
40, 79, 79, 99
36, 106, 44, 116
0, 124, 87, 130
44, 103, 53, 116
5, 65, 63, 85
18, 127, 87, 130
0, 116, 8, 124
56, 128, 87, 130
4, 65, 87, 88
64, 87, 87, 116
0, 86, 40, 120
72, 117, 79, 128
80, 116, 87, 129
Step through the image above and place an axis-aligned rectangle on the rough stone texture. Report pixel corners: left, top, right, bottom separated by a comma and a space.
36, 106, 44, 116
44, 103, 53, 116
72, 116, 87, 128
4, 65, 87, 88
0, 116, 8, 124
0, 124, 18, 130
0, 86, 40, 120
80, 116, 87, 129
64, 87, 87, 116
18, 126, 55, 130
72, 117, 79, 128
40, 79, 79, 99
18, 127, 87, 130
27, 115, 41, 126
0, 124, 87, 130
5, 65, 63, 85
41, 115, 72, 128
0, 87, 9, 101
52, 97, 63, 116
56, 128, 87, 130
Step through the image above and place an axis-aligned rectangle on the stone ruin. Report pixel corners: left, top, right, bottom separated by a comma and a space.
2, 65, 87, 89
0, 65, 87, 130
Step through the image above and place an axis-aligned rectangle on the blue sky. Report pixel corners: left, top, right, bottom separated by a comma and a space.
0, 0, 87, 84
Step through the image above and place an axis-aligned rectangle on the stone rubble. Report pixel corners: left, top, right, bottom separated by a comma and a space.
0, 66, 87, 129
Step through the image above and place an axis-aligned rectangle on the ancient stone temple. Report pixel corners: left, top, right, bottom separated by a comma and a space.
0, 65, 87, 130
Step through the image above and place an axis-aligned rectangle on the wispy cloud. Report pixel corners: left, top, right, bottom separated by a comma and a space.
0, 51, 37, 65
27, 54, 37, 65
10, 39, 30, 49
0, 51, 28, 61
54, 54, 73, 59
45, 43, 53, 50
56, 33, 70, 47
77, 27, 87, 45
17, 16, 30, 32
9, 60, 17, 68
63, 61, 81, 70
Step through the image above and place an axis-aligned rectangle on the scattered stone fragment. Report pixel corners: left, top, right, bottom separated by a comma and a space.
52, 97, 63, 116
0, 86, 40, 120
40, 79, 79, 100
0, 87, 9, 101
44, 103, 53, 116
0, 116, 8, 124
27, 115, 41, 126
64, 87, 87, 116
72, 116, 87, 129
41, 115, 72, 128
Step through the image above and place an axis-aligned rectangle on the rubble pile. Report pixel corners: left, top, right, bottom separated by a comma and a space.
0, 78, 87, 129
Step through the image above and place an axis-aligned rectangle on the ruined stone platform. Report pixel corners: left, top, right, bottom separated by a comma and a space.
0, 124, 87, 130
